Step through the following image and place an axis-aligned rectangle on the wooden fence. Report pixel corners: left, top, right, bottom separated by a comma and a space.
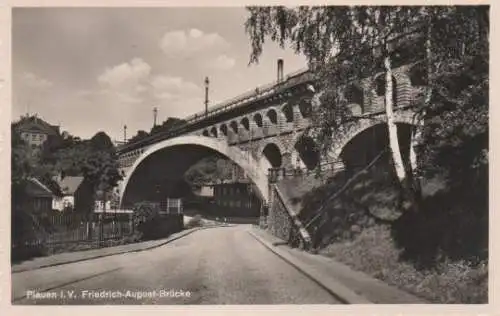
13, 199, 185, 260
19, 211, 135, 249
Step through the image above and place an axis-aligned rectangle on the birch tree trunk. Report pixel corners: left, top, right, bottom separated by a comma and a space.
409, 15, 433, 198
384, 55, 407, 183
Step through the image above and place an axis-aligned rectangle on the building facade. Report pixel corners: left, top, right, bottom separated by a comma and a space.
211, 181, 261, 217
12, 114, 61, 148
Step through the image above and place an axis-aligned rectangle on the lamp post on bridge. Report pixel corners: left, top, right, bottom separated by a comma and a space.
153, 107, 158, 127
204, 77, 209, 117
123, 125, 127, 143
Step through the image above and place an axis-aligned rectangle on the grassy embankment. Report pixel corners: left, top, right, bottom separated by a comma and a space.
278, 161, 488, 304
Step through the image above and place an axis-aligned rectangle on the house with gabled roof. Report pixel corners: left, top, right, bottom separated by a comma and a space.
52, 175, 94, 213
23, 178, 54, 214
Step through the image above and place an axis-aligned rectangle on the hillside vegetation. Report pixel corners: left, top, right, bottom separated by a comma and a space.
279, 155, 487, 303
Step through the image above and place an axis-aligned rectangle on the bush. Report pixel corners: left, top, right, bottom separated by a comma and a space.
320, 225, 488, 303
132, 202, 183, 240
185, 215, 203, 229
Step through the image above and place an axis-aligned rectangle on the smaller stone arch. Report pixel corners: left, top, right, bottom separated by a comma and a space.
254, 113, 263, 127
409, 61, 428, 87
210, 126, 218, 138
373, 73, 397, 99
258, 139, 287, 159
202, 130, 209, 137
241, 117, 250, 131
230, 121, 238, 134
262, 142, 283, 168
282, 103, 294, 122
266, 109, 278, 125
344, 84, 365, 115
220, 124, 228, 136
298, 98, 312, 118
294, 134, 320, 170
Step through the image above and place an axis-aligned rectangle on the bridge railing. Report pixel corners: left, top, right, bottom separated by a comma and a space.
268, 160, 346, 183
182, 67, 311, 125
117, 68, 312, 153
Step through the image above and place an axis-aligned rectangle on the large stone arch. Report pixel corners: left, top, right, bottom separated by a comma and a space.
329, 109, 418, 162
119, 135, 270, 208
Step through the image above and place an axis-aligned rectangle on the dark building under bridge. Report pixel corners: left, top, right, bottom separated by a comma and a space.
206, 180, 261, 218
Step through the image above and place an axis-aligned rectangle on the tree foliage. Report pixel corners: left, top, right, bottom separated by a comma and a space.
184, 156, 235, 186
56, 131, 122, 194
12, 128, 123, 207
90, 131, 115, 153
245, 6, 488, 180
245, 6, 489, 263
129, 130, 149, 143
150, 117, 186, 135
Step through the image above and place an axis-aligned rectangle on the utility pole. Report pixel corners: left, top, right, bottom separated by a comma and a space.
153, 107, 158, 127
123, 125, 127, 142
204, 77, 209, 116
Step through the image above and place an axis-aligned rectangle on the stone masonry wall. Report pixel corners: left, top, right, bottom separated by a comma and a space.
266, 185, 293, 242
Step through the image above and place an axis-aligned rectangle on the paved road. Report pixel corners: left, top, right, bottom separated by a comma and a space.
12, 225, 341, 305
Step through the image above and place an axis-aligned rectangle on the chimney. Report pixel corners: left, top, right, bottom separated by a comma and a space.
123, 125, 127, 142
153, 107, 158, 127
277, 59, 284, 83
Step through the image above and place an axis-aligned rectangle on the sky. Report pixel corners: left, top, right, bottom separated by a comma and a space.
12, 7, 308, 141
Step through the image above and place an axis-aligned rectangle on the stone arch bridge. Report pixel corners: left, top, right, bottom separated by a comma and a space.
117, 60, 426, 209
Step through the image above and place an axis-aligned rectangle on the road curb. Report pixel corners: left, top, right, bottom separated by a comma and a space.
12, 226, 215, 274
247, 228, 372, 304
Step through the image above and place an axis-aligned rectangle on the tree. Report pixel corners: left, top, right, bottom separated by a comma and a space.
11, 130, 57, 256
244, 6, 488, 213
129, 130, 149, 143
245, 6, 489, 262
53, 133, 123, 212
150, 117, 186, 135
90, 131, 115, 153
11, 131, 36, 207
184, 156, 235, 186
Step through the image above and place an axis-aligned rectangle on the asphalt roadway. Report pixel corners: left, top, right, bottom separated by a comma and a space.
12, 225, 342, 305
